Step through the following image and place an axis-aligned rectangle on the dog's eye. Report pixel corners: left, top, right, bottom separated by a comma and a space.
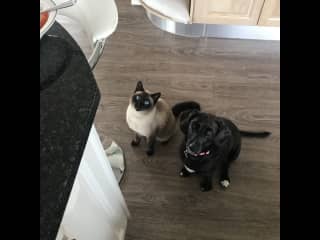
192, 122, 200, 130
206, 130, 213, 137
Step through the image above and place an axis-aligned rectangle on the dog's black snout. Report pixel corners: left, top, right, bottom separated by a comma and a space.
187, 142, 198, 153
188, 142, 194, 147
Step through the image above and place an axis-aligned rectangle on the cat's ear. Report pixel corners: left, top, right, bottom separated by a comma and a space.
135, 81, 144, 92
150, 92, 161, 104
180, 109, 199, 135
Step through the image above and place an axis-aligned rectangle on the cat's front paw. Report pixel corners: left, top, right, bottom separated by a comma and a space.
146, 149, 154, 156
131, 139, 140, 147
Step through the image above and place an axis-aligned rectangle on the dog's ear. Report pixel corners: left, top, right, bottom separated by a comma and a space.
135, 81, 144, 92
180, 109, 199, 135
150, 92, 161, 104
214, 119, 232, 147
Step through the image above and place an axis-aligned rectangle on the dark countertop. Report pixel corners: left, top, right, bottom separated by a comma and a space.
40, 23, 100, 240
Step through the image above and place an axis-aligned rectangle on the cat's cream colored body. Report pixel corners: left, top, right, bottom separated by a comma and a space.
126, 98, 177, 141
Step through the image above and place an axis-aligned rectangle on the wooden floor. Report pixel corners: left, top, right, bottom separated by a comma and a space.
93, 1, 280, 239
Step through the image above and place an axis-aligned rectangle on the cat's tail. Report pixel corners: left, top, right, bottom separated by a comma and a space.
240, 130, 271, 138
172, 101, 201, 118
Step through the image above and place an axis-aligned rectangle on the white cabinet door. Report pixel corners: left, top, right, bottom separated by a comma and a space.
57, 126, 129, 240
258, 0, 280, 26
192, 0, 265, 25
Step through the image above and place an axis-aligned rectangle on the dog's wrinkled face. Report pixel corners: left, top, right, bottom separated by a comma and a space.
185, 113, 219, 156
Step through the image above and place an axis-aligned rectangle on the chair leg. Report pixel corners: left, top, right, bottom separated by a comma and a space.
88, 39, 106, 69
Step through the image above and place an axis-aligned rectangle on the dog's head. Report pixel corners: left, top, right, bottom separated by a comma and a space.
180, 110, 231, 157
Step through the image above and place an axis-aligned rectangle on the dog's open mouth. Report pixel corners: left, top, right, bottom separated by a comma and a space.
184, 147, 210, 157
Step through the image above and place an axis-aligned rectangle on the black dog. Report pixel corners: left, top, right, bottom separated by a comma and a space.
176, 107, 270, 192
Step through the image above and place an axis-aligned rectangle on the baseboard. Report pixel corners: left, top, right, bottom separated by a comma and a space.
145, 10, 280, 40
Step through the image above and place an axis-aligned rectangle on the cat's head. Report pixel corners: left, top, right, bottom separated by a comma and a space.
131, 81, 161, 111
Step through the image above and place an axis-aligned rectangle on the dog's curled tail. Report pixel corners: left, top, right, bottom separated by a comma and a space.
240, 130, 271, 138
172, 101, 200, 118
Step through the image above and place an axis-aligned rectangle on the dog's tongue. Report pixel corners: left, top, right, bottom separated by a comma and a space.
199, 150, 210, 156
185, 148, 210, 157
193, 151, 209, 156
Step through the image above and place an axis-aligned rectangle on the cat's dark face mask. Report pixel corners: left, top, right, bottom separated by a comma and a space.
132, 81, 161, 111
132, 92, 153, 111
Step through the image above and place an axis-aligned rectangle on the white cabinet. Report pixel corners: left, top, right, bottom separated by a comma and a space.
191, 0, 280, 27
192, 0, 265, 25
56, 126, 129, 240
258, 0, 280, 26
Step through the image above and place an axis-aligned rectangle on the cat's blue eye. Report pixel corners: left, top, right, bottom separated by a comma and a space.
144, 100, 149, 105
136, 95, 141, 100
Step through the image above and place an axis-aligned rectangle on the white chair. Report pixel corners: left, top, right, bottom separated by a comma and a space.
57, 126, 129, 240
55, 0, 118, 69
54, 0, 126, 183
52, 3, 128, 235
140, 0, 191, 24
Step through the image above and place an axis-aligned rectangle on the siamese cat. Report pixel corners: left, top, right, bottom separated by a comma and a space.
126, 81, 200, 156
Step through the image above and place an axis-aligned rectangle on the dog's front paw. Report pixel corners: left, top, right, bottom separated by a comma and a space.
200, 181, 212, 192
179, 167, 191, 177
220, 180, 230, 189
146, 149, 154, 156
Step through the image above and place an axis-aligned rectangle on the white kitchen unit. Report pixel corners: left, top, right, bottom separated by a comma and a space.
139, 0, 280, 40
56, 126, 130, 240
131, 0, 141, 5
